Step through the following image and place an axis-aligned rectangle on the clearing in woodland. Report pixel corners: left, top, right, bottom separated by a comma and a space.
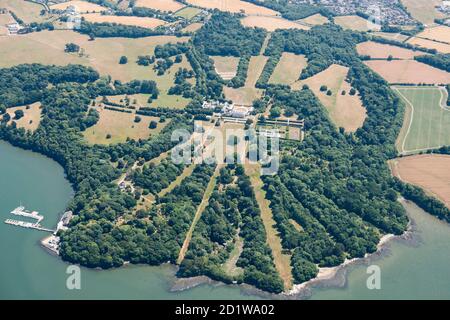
292, 64, 366, 132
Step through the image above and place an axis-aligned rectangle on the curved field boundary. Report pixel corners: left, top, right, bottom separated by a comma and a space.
394, 86, 450, 155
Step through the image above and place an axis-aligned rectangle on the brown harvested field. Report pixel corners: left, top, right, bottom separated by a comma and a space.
415, 25, 450, 44
50, 1, 108, 12
0, 31, 189, 82
135, 0, 185, 12
0, 12, 14, 24
211, 56, 240, 80
390, 154, 450, 209
83, 107, 168, 145
372, 32, 410, 42
401, 0, 445, 25
0, 0, 49, 23
269, 53, 307, 85
364, 60, 450, 84
297, 13, 329, 26
246, 55, 268, 87
182, 22, 203, 32
186, 0, 278, 16
223, 55, 267, 105
223, 87, 263, 106
6, 102, 42, 132
240, 16, 309, 31
356, 41, 425, 59
293, 64, 366, 132
81, 13, 166, 28
0, 12, 13, 35
407, 37, 450, 54
335, 15, 381, 32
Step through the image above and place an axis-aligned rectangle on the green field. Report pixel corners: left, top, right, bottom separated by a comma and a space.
175, 6, 202, 19
394, 86, 450, 154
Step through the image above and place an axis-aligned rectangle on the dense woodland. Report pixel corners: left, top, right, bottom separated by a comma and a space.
415, 53, 450, 73
0, 9, 449, 294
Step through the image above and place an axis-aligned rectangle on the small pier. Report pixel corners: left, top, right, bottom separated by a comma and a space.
4, 219, 55, 233
4, 206, 56, 233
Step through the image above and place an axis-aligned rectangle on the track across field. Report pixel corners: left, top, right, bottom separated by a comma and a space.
394, 86, 450, 155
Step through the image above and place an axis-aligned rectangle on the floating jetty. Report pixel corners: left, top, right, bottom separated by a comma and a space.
4, 219, 55, 232
4, 206, 55, 233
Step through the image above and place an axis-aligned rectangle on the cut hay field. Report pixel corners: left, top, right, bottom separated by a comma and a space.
0, 0, 48, 23
51, 0, 108, 13
356, 41, 425, 59
390, 154, 450, 208
211, 56, 240, 80
175, 6, 202, 19
400, 0, 445, 25
298, 13, 329, 26
364, 60, 450, 84
269, 52, 307, 85
407, 37, 450, 54
81, 13, 166, 28
292, 64, 366, 132
186, 0, 278, 16
415, 25, 450, 44
393, 86, 450, 154
240, 16, 309, 31
84, 107, 167, 145
334, 15, 381, 32
6, 102, 42, 132
135, 0, 185, 12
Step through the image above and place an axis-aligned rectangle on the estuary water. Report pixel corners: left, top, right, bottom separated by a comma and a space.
1, 140, 449, 300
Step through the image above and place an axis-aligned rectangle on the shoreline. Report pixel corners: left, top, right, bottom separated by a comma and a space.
169, 199, 422, 299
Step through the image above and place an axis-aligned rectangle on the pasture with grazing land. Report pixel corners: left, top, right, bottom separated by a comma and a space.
83, 107, 168, 145
297, 13, 329, 26
6, 102, 42, 132
292, 64, 366, 132
334, 15, 381, 32
135, 0, 185, 12
240, 16, 309, 32
211, 56, 240, 80
364, 60, 450, 84
186, 0, 278, 16
269, 53, 307, 85
50, 1, 108, 13
390, 154, 450, 209
0, 31, 192, 105
356, 41, 426, 59
0, 0, 48, 23
400, 0, 445, 25
407, 37, 450, 54
81, 13, 166, 28
393, 86, 450, 154
415, 25, 450, 44
223, 55, 267, 105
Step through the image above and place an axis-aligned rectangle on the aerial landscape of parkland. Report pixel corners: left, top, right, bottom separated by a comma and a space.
0, 0, 450, 305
